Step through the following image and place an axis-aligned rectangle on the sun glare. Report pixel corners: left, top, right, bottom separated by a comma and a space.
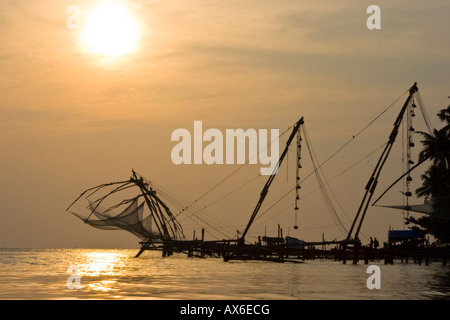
81, 1, 141, 57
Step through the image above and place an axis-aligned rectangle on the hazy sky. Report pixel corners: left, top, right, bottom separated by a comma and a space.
1, 0, 449, 248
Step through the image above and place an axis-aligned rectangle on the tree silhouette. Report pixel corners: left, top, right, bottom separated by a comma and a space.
436, 105, 450, 131
415, 161, 449, 202
407, 104, 450, 243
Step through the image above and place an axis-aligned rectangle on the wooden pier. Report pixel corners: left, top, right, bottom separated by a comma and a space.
135, 236, 450, 266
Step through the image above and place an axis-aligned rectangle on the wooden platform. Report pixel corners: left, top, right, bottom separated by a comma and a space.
135, 238, 450, 266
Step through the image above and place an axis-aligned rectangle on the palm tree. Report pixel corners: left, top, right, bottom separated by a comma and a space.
417, 129, 450, 169
416, 104, 450, 168
415, 105, 450, 203
415, 161, 449, 202
436, 105, 450, 132
406, 103, 450, 242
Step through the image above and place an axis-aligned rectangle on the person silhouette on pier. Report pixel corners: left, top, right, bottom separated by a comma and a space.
373, 238, 379, 250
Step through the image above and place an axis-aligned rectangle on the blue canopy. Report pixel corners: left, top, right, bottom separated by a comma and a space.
388, 230, 418, 241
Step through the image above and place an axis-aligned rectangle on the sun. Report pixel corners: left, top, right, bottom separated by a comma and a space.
81, 1, 141, 57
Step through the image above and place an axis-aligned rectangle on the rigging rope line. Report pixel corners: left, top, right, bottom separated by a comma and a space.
139, 177, 236, 239
305, 142, 388, 197
200, 174, 262, 211
174, 124, 295, 218
253, 185, 295, 225
303, 128, 352, 225
302, 125, 348, 237
251, 141, 389, 227
251, 142, 388, 232
416, 90, 434, 134
305, 88, 410, 178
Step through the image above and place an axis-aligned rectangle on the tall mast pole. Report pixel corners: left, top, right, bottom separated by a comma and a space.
346, 82, 418, 242
239, 117, 304, 244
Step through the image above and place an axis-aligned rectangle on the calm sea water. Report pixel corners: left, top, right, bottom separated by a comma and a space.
0, 248, 449, 300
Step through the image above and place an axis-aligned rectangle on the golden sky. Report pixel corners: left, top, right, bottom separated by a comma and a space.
1, 0, 449, 248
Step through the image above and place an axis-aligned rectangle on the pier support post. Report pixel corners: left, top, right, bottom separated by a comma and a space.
201, 228, 205, 258
353, 246, 359, 264
384, 255, 393, 265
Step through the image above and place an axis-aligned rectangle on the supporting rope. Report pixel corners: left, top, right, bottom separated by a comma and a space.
303, 125, 348, 237
175, 124, 294, 218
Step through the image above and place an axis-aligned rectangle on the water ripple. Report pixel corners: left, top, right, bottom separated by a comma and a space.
1, 248, 449, 300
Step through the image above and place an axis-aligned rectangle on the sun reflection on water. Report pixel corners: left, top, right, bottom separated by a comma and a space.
78, 251, 127, 276
87, 280, 118, 293
2, 249, 450, 299
72, 250, 129, 295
